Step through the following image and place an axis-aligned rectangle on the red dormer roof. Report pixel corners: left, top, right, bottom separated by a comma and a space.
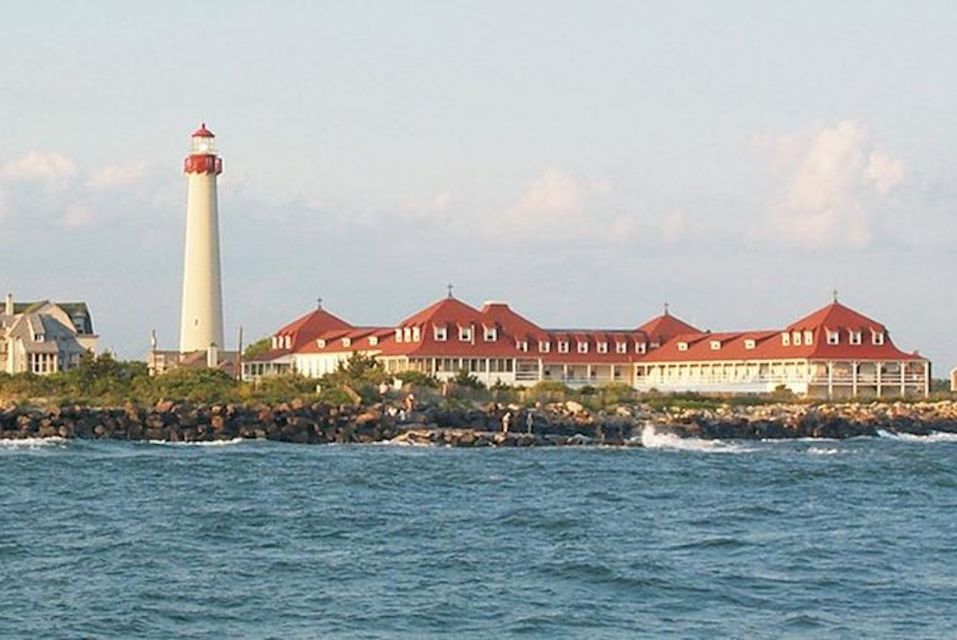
191, 123, 215, 138
637, 311, 700, 342
399, 296, 482, 326
480, 302, 547, 340
787, 301, 885, 333
275, 306, 353, 351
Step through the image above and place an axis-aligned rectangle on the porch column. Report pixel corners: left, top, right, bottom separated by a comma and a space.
900, 361, 906, 397
827, 361, 834, 399
852, 361, 858, 398
586, 364, 592, 381
876, 362, 882, 398
538, 358, 544, 382
562, 363, 568, 382
924, 361, 931, 397
485, 358, 491, 385
610, 364, 616, 381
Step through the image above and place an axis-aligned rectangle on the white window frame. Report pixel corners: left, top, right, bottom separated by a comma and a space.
597, 342, 608, 354
803, 330, 813, 345
369, 336, 379, 346
412, 326, 421, 342
677, 342, 688, 352
616, 342, 627, 354
710, 340, 721, 350
782, 333, 791, 346
483, 326, 497, 342
434, 325, 447, 342
558, 341, 569, 354
317, 338, 326, 348
517, 341, 528, 352
872, 331, 885, 345
459, 326, 472, 342
826, 330, 839, 345
395, 329, 403, 343
849, 331, 862, 345
744, 339, 756, 350
342, 337, 351, 347
792, 331, 802, 346
577, 341, 588, 354
539, 340, 551, 353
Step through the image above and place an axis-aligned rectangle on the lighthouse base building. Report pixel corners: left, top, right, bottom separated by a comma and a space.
244, 295, 930, 400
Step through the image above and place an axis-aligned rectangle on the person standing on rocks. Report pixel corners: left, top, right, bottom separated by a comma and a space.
525, 411, 534, 435
502, 411, 511, 435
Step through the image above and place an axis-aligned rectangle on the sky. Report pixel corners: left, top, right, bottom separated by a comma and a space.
1, 1, 956, 369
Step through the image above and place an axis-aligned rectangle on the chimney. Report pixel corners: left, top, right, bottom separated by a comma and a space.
4, 293, 13, 316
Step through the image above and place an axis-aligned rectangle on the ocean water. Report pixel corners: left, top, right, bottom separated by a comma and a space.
2, 429, 956, 639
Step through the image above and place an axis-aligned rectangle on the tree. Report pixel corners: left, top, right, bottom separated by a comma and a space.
244, 337, 272, 359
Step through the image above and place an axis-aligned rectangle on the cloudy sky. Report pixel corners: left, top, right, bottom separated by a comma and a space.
2, 1, 956, 369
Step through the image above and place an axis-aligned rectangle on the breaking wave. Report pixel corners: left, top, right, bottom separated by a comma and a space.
639, 426, 755, 453
0, 437, 68, 450
876, 430, 957, 443
147, 438, 246, 447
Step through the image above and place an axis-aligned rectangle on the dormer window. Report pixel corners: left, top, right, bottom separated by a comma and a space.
849, 331, 862, 345
272, 336, 279, 349
33, 333, 44, 342
597, 342, 608, 354
342, 337, 352, 348
539, 341, 551, 353
395, 328, 403, 343
577, 341, 588, 354
616, 342, 627, 354
782, 333, 791, 346
826, 330, 839, 345
483, 326, 497, 342
317, 338, 326, 348
710, 340, 721, 350
403, 327, 412, 342
650, 341, 660, 349
517, 341, 528, 352
872, 331, 885, 346
792, 331, 802, 346
558, 341, 569, 353
803, 330, 813, 345
677, 342, 688, 351
433, 325, 447, 341
369, 336, 379, 346
459, 326, 472, 342
744, 339, 756, 350
412, 326, 421, 341
637, 342, 647, 354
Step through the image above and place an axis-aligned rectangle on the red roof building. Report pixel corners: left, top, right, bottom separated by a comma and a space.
244, 295, 930, 399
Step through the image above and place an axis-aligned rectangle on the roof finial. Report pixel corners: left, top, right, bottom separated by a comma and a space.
446, 283, 454, 299
664, 302, 670, 315
317, 297, 323, 310
832, 289, 839, 304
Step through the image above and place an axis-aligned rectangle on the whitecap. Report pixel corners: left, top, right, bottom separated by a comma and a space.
807, 446, 843, 456
0, 436, 67, 449
639, 425, 755, 453
146, 438, 246, 446
876, 430, 957, 443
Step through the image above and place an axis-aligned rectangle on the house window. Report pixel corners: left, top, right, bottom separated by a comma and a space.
412, 327, 421, 341
404, 327, 412, 342
872, 331, 885, 345
850, 331, 862, 345
317, 339, 326, 348
710, 340, 721, 350
558, 341, 569, 353
650, 342, 660, 349
597, 342, 608, 354
517, 341, 528, 352
782, 333, 791, 346
434, 325, 447, 341
677, 342, 688, 352
459, 326, 472, 342
395, 329, 403, 343
369, 336, 379, 346
616, 342, 627, 354
744, 339, 756, 350
803, 330, 813, 345
577, 341, 588, 354
637, 342, 647, 354
539, 341, 551, 353
342, 337, 351, 347
483, 326, 497, 342
792, 331, 802, 346
826, 330, 839, 345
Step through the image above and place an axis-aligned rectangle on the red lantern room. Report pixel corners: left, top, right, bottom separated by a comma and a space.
184, 123, 223, 175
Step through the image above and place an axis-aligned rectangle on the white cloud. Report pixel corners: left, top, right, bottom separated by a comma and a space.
60, 203, 93, 228
86, 161, 147, 190
759, 120, 905, 248
0, 151, 76, 186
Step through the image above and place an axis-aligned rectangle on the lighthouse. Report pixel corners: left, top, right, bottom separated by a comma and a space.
179, 123, 225, 353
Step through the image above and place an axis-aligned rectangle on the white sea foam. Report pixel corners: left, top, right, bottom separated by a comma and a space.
147, 438, 245, 446
0, 436, 67, 449
640, 426, 755, 453
876, 430, 957, 443
807, 446, 843, 456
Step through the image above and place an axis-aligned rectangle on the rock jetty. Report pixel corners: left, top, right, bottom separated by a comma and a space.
3, 399, 957, 445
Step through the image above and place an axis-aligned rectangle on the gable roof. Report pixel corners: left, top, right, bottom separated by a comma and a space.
637, 311, 700, 342
787, 301, 885, 333
275, 306, 352, 351
399, 296, 482, 327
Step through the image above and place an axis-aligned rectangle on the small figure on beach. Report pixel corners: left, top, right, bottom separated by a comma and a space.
404, 392, 416, 413
525, 411, 534, 435
502, 411, 512, 434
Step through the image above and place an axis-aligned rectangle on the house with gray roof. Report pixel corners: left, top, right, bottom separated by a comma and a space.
1, 293, 98, 375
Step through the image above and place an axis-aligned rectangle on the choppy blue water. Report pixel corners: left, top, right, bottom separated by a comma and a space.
2, 431, 956, 639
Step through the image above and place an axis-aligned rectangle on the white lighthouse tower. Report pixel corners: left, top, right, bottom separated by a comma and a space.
179, 123, 225, 353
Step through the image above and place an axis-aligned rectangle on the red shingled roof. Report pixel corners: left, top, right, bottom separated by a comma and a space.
191, 123, 215, 138
637, 312, 700, 343
275, 307, 352, 351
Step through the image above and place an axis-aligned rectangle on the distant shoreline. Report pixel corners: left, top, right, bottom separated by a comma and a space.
3, 399, 956, 445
